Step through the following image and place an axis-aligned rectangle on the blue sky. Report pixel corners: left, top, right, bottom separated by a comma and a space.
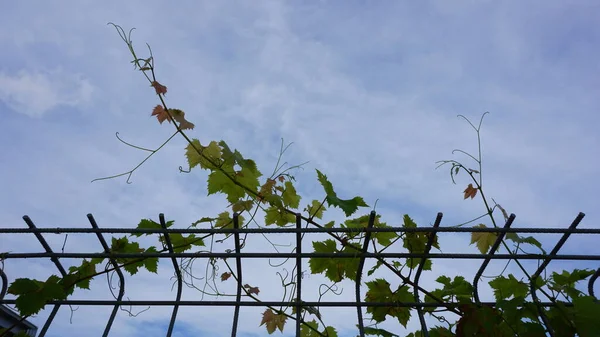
0, 1, 599, 336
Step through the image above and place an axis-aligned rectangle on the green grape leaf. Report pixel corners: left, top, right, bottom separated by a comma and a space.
185, 139, 222, 170
363, 326, 399, 337
110, 236, 159, 275
406, 327, 453, 337
470, 224, 497, 254
338, 245, 361, 281
402, 215, 438, 269
549, 269, 595, 299
265, 206, 296, 227
316, 169, 369, 216
365, 279, 412, 327
165, 233, 205, 253
131, 218, 174, 237
301, 320, 320, 337
544, 301, 576, 337
305, 199, 326, 219
215, 211, 233, 229
232, 199, 254, 213
429, 327, 454, 337
308, 240, 360, 282
435, 275, 473, 303
144, 246, 159, 273
367, 260, 384, 276
191, 217, 215, 227
505, 232, 545, 253
67, 259, 97, 289
323, 326, 338, 337
343, 214, 398, 247
308, 240, 342, 282
8, 275, 68, 316
207, 170, 246, 204
488, 274, 528, 301
282, 181, 301, 208
235, 165, 261, 195
573, 295, 600, 337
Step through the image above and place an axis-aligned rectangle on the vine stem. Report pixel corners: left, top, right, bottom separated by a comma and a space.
105, 23, 462, 317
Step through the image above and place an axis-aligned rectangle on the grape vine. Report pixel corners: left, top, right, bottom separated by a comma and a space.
1, 24, 598, 337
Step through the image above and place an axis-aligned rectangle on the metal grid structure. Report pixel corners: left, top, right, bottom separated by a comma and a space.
1, 211, 599, 337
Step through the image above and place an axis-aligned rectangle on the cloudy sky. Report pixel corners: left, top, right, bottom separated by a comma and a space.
1, 1, 599, 337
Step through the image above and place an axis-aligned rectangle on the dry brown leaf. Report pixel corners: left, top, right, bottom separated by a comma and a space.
178, 119, 195, 130
221, 272, 232, 281
463, 183, 478, 199
151, 81, 167, 95
496, 204, 509, 222
168, 109, 195, 130
260, 309, 287, 334
244, 284, 260, 295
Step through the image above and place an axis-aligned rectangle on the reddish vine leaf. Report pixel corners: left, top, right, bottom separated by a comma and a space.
259, 178, 277, 202
463, 183, 478, 199
470, 224, 497, 254
150, 80, 167, 95
244, 284, 260, 295
260, 309, 286, 334
221, 272, 232, 281
151, 105, 170, 124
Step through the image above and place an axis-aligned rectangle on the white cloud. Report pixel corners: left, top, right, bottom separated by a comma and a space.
0, 68, 94, 117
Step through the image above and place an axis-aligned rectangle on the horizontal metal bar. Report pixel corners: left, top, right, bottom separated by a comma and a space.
3, 252, 599, 260
1, 227, 598, 234
0, 299, 574, 308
